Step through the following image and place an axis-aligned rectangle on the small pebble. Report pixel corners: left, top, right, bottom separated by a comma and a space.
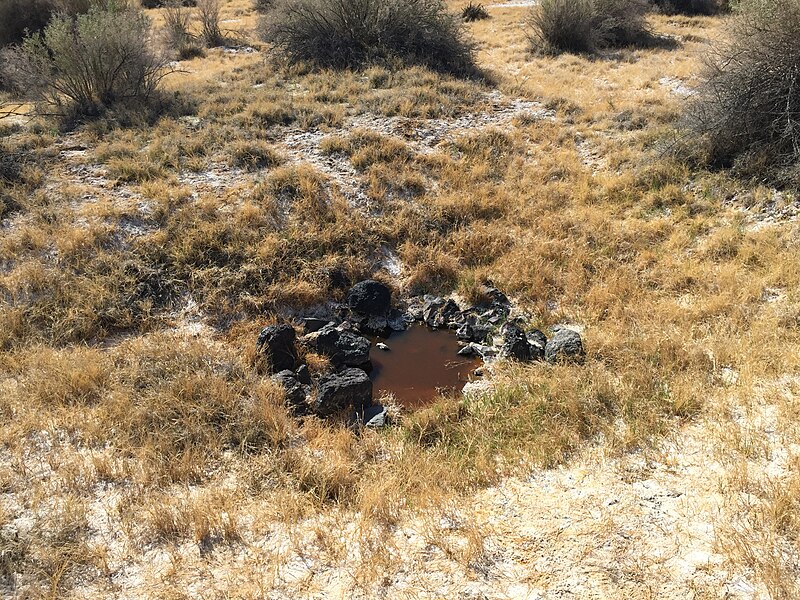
376, 342, 390, 351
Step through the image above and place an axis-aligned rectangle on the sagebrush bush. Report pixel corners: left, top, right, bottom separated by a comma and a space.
7, 3, 170, 117
0, 0, 53, 47
258, 0, 475, 74
0, 0, 97, 47
527, 0, 651, 54
162, 1, 205, 58
686, 0, 800, 185
197, 0, 224, 47
653, 0, 722, 15
527, 0, 594, 52
141, 0, 197, 7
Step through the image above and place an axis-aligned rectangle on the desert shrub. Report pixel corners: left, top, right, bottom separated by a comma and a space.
7, 3, 170, 117
526, 0, 651, 54
593, 0, 652, 46
461, 1, 489, 21
163, 1, 192, 49
685, 0, 800, 186
653, 0, 722, 15
197, 0, 224, 46
258, 0, 475, 74
162, 1, 205, 58
0, 0, 53, 47
254, 0, 274, 11
141, 0, 196, 7
0, 0, 97, 48
527, 0, 594, 53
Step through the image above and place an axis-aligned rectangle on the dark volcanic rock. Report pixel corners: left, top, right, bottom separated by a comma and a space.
315, 368, 372, 416
472, 325, 492, 343
257, 324, 298, 373
361, 404, 388, 428
302, 317, 334, 334
422, 296, 446, 325
347, 280, 392, 316
422, 296, 460, 328
499, 323, 532, 361
406, 297, 426, 321
440, 299, 460, 327
456, 323, 474, 341
306, 323, 371, 369
351, 311, 404, 336
387, 308, 408, 332
545, 327, 585, 363
456, 322, 492, 343
272, 370, 309, 412
526, 328, 547, 361
479, 283, 510, 307
457, 343, 497, 358
296, 364, 312, 385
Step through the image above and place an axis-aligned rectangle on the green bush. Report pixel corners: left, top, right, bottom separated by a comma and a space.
6, 2, 170, 117
258, 0, 475, 74
526, 0, 651, 54
686, 0, 800, 185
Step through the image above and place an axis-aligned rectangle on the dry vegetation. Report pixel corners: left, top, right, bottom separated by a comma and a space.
0, 0, 799, 598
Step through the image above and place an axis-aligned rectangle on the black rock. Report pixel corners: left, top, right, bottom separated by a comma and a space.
472, 325, 493, 344
302, 317, 334, 334
545, 327, 585, 363
257, 324, 298, 373
422, 296, 445, 325
456, 323, 474, 341
421, 297, 460, 328
272, 370, 309, 412
526, 328, 547, 360
296, 364, 312, 385
351, 312, 398, 336
315, 368, 373, 416
527, 328, 547, 349
458, 343, 497, 358
440, 299, 460, 328
406, 298, 425, 321
456, 322, 492, 343
307, 323, 371, 369
387, 308, 408, 332
359, 403, 388, 428
499, 323, 532, 361
457, 344, 478, 357
347, 279, 392, 316
480, 305, 509, 326
479, 283, 510, 307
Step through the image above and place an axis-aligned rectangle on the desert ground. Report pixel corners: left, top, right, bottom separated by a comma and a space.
0, 1, 799, 598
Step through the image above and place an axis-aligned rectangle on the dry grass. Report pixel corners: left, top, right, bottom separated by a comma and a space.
0, 2, 799, 597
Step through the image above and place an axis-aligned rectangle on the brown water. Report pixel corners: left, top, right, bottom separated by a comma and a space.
369, 325, 480, 409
